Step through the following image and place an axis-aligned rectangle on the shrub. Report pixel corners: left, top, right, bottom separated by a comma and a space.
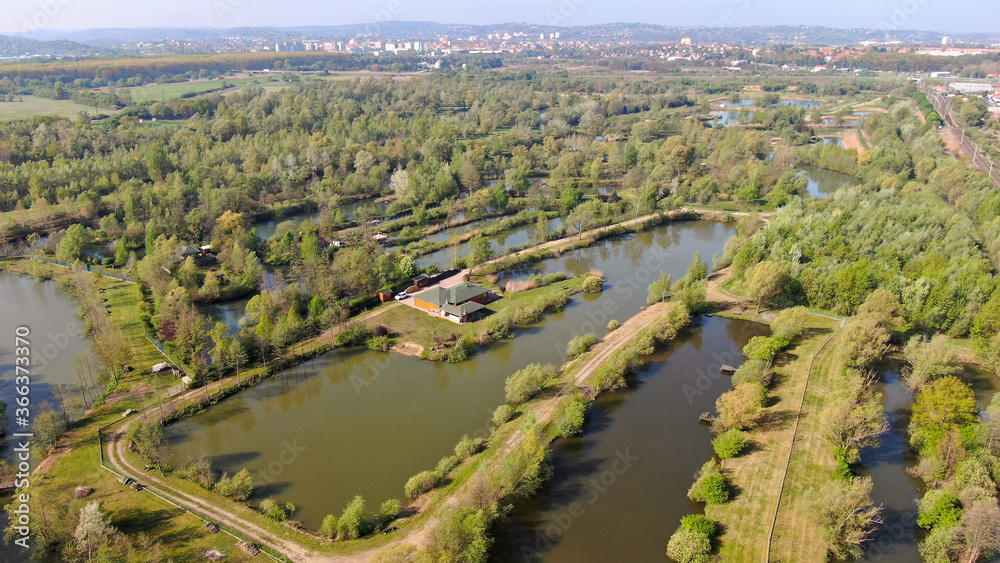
405, 470, 440, 499
542, 272, 568, 285
680, 514, 719, 538
366, 335, 393, 352
424, 507, 495, 562
554, 396, 589, 438
378, 499, 401, 528
260, 497, 295, 521
447, 337, 475, 363
373, 325, 389, 337
712, 429, 749, 459
334, 324, 374, 347
566, 333, 600, 359
582, 275, 604, 293
716, 382, 767, 431
455, 434, 486, 459
214, 468, 253, 501
771, 306, 810, 341
436, 455, 460, 476
492, 404, 515, 426
483, 310, 514, 340
743, 336, 790, 362
336, 495, 371, 540
319, 515, 338, 538
731, 359, 772, 387
505, 364, 556, 404
607, 319, 620, 331
666, 527, 712, 563
917, 490, 962, 530
687, 460, 729, 505
175, 453, 215, 489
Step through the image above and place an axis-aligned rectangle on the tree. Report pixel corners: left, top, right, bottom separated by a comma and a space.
824, 373, 889, 464
666, 528, 712, 563
841, 318, 891, 369
958, 499, 1000, 563
812, 477, 882, 560
715, 382, 767, 431
467, 235, 493, 266
567, 203, 596, 238
459, 160, 481, 191
647, 271, 673, 304
214, 468, 253, 501
903, 334, 961, 392
390, 168, 412, 201
127, 419, 167, 469
742, 261, 790, 314
56, 224, 92, 262
856, 288, 905, 328
504, 364, 556, 404
770, 306, 811, 342
336, 495, 371, 540
75, 501, 115, 560
425, 507, 493, 563
912, 376, 977, 433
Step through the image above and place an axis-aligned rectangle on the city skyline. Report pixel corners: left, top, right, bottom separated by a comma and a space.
3, 0, 998, 35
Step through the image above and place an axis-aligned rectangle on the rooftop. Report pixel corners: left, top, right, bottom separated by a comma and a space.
416, 282, 489, 308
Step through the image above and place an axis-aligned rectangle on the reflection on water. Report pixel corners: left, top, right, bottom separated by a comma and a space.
493, 317, 770, 562
166, 221, 737, 528
797, 163, 858, 198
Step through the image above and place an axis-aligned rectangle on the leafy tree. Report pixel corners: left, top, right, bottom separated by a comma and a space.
56, 224, 92, 262
567, 203, 596, 238
741, 261, 790, 314
712, 429, 750, 459
903, 334, 961, 392
214, 468, 253, 501
504, 364, 556, 404
424, 507, 494, 563
715, 382, 767, 431
666, 527, 712, 563
687, 460, 729, 504
467, 235, 493, 266
75, 501, 115, 560
647, 271, 673, 304
405, 470, 440, 499
840, 318, 891, 369
336, 495, 371, 541
917, 490, 963, 530
911, 376, 977, 434
770, 306, 811, 342
811, 477, 881, 560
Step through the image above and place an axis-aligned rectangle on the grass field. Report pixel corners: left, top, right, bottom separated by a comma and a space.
125, 75, 333, 103
705, 313, 841, 562
0, 95, 106, 121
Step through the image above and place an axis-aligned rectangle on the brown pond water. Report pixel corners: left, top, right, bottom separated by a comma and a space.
165, 221, 738, 529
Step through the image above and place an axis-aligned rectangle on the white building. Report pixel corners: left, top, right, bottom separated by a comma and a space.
950, 82, 994, 94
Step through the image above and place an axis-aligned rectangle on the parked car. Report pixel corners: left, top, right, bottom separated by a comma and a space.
394, 291, 409, 301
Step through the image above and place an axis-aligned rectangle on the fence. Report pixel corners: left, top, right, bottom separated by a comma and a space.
32, 255, 136, 283
144, 331, 195, 378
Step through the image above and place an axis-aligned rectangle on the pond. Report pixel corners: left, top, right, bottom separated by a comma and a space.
253, 198, 391, 240
797, 163, 859, 198
164, 220, 738, 529
0, 273, 95, 450
417, 217, 565, 270
492, 316, 770, 562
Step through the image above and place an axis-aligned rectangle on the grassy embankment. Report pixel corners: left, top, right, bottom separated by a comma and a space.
0, 259, 254, 561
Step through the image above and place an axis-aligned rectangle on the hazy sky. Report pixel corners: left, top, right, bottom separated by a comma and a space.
3, 0, 997, 34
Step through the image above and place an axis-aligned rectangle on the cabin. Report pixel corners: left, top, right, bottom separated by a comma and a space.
413, 282, 491, 323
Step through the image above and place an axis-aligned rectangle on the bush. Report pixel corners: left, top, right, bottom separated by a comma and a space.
336, 495, 371, 540
712, 429, 749, 459
319, 514, 338, 538
334, 324, 374, 347
373, 325, 389, 337
716, 382, 767, 431
260, 497, 295, 521
505, 364, 556, 404
554, 396, 589, 438
582, 274, 604, 293
378, 499, 401, 528
405, 470, 440, 499
366, 335, 393, 352
483, 310, 514, 340
175, 453, 215, 489
917, 490, 962, 530
492, 404, 515, 426
731, 359, 772, 387
680, 514, 718, 538
214, 468, 253, 501
455, 434, 486, 459
447, 336, 476, 363
687, 460, 729, 505
542, 272, 568, 285
607, 319, 620, 331
666, 527, 712, 563
743, 335, 790, 362
566, 333, 600, 359
436, 455, 460, 476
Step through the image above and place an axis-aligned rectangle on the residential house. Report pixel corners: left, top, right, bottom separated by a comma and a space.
413, 282, 491, 323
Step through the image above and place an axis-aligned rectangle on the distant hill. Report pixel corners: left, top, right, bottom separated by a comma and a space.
0, 33, 99, 57
16, 22, 1000, 49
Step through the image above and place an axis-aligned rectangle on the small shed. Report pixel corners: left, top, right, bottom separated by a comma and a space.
378, 290, 393, 303
411, 274, 430, 288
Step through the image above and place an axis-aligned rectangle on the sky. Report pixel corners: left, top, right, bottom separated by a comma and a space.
2, 0, 998, 34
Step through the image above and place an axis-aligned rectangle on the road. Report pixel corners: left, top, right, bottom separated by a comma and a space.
924, 89, 1000, 186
